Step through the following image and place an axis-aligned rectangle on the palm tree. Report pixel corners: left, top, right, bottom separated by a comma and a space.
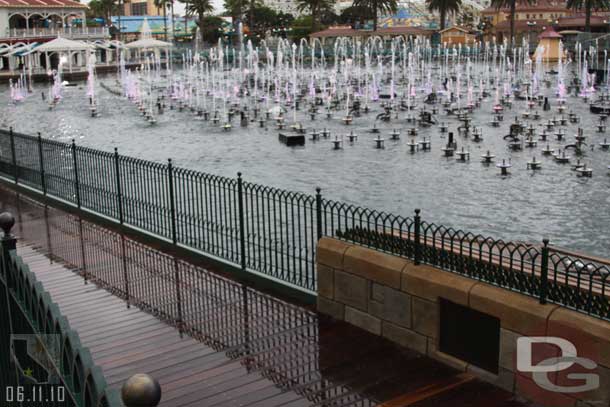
95, 0, 117, 26
566, 0, 610, 32
154, 0, 169, 40
426, 0, 462, 31
296, 0, 333, 31
87, 0, 105, 18
490, 0, 531, 47
352, 0, 398, 31
180, 0, 214, 43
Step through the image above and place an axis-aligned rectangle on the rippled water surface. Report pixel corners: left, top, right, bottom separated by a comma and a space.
1, 77, 609, 257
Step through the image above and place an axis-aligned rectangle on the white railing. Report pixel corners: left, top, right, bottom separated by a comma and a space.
2, 27, 109, 39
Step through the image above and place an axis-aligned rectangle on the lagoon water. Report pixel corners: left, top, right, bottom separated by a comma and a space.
1, 75, 609, 257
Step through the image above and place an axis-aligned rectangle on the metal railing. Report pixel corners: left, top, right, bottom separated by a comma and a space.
0, 128, 608, 320
0, 213, 118, 406
2, 27, 109, 39
1, 192, 374, 406
0, 212, 162, 407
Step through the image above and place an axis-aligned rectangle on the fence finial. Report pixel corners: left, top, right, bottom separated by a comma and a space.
121, 373, 162, 407
0, 212, 15, 238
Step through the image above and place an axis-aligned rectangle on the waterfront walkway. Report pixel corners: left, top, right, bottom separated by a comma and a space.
1, 187, 530, 406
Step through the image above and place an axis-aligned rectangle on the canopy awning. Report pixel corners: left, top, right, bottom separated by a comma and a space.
34, 37, 93, 52
9, 43, 39, 56
124, 38, 172, 49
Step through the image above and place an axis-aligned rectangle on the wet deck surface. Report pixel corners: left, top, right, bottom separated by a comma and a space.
1, 187, 532, 407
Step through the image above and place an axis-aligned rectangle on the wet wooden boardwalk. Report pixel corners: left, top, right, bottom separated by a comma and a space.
3, 189, 531, 407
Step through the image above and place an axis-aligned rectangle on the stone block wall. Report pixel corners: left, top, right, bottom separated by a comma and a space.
316, 237, 610, 407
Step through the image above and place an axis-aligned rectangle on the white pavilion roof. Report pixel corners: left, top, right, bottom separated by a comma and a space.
34, 37, 93, 52
124, 38, 172, 49
124, 17, 171, 49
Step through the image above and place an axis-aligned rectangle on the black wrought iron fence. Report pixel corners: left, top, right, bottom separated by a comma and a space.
0, 128, 608, 320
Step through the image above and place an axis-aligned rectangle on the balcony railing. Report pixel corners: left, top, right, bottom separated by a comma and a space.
2, 27, 109, 40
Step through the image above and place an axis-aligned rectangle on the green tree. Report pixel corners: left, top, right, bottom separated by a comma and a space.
351, 0, 397, 31
196, 15, 224, 43
490, 0, 532, 46
180, 0, 214, 43
86, 0, 105, 18
456, 9, 475, 29
296, 0, 333, 31
249, 6, 278, 37
290, 15, 314, 39
87, 0, 117, 25
566, 0, 609, 32
247, 0, 262, 31
153, 0, 170, 40
339, 5, 369, 27
276, 11, 295, 27
246, 7, 294, 39
223, 0, 242, 21
223, 0, 265, 45
320, 9, 339, 25
426, 0, 462, 30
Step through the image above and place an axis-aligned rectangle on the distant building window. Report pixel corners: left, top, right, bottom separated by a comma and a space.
131, 2, 147, 15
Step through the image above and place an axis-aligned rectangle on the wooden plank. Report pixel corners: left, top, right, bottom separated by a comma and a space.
377, 373, 475, 406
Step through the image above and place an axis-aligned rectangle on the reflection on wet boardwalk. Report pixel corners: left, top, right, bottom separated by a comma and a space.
1, 188, 530, 406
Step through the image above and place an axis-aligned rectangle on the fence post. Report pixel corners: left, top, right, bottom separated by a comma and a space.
167, 159, 177, 245
114, 148, 124, 224
71, 139, 81, 208
78, 218, 87, 284
118, 234, 130, 307
316, 187, 322, 241
237, 172, 246, 272
9, 127, 17, 184
414, 209, 421, 265
540, 238, 549, 305
37, 133, 46, 195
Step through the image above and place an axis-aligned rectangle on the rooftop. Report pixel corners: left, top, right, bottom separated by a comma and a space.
0, 0, 86, 8
482, 0, 567, 14
310, 25, 432, 38
492, 14, 609, 31
538, 26, 562, 38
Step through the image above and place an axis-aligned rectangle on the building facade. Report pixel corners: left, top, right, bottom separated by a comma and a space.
0, 0, 109, 44
439, 26, 476, 44
260, 0, 301, 16
121, 0, 164, 17
481, 0, 610, 42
